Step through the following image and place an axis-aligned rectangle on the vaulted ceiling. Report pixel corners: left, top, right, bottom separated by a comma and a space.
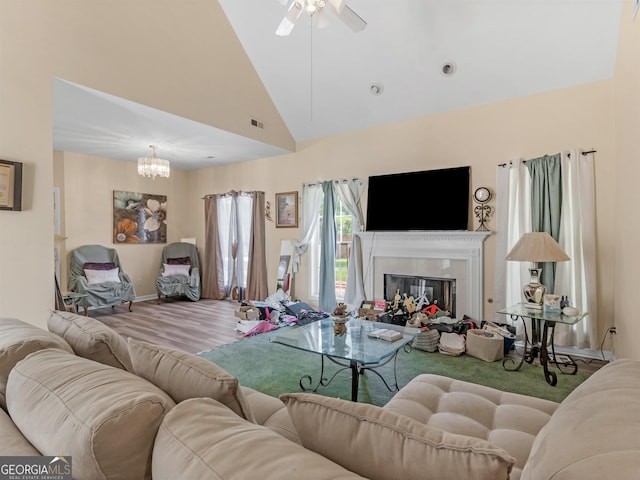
52, 0, 624, 170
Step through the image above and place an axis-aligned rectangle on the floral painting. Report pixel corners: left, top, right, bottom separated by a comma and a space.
113, 191, 167, 244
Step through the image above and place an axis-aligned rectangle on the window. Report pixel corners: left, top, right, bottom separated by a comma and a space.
309, 196, 353, 301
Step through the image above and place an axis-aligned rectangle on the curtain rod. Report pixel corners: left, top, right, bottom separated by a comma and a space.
202, 190, 262, 199
303, 177, 362, 187
498, 150, 597, 167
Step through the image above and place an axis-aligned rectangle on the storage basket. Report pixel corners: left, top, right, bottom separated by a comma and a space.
466, 329, 504, 362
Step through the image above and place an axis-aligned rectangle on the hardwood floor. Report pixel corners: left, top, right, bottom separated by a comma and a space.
89, 298, 245, 354
90, 298, 607, 374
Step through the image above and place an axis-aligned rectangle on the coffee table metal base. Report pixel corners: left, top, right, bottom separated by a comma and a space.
299, 350, 403, 402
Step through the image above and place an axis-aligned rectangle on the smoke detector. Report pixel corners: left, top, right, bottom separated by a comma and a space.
370, 82, 384, 95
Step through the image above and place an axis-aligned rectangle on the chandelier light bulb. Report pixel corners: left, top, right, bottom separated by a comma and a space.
137, 145, 170, 180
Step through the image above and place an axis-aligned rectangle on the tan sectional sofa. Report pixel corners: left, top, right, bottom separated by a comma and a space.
1, 312, 639, 479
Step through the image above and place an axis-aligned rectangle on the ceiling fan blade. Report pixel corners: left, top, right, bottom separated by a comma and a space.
316, 8, 330, 29
275, 1, 303, 36
337, 5, 367, 33
326, 0, 346, 14
276, 18, 295, 36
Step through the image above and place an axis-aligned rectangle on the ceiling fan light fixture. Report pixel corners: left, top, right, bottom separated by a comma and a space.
275, 0, 365, 35
138, 145, 170, 180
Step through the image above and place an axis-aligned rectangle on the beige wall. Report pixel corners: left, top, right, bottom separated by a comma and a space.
189, 81, 616, 340
1, 0, 634, 359
57, 79, 616, 340
0, 0, 290, 327
56, 152, 193, 299
613, 5, 640, 359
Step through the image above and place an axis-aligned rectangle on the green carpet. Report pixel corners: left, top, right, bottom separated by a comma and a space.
198, 328, 590, 406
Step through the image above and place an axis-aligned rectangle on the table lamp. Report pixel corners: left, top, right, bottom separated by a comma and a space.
505, 232, 570, 310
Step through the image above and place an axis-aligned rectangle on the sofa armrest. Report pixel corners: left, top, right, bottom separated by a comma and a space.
189, 267, 200, 288
522, 359, 640, 480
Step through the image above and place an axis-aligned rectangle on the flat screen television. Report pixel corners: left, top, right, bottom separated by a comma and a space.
365, 166, 470, 231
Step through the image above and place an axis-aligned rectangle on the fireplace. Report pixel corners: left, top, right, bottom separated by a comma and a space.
356, 231, 490, 319
384, 274, 456, 317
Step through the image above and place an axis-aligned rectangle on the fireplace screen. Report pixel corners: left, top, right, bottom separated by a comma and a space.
384, 274, 456, 318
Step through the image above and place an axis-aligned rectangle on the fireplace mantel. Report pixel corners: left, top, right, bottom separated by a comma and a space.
356, 231, 491, 319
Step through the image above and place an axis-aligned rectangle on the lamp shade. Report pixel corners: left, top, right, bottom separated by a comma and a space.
505, 232, 570, 263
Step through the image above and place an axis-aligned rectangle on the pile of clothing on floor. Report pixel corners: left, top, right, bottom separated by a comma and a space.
234, 290, 328, 336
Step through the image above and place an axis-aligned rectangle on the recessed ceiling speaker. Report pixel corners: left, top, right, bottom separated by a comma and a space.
441, 61, 457, 76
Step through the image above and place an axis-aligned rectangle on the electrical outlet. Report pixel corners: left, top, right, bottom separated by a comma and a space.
137, 278, 143, 286
609, 327, 617, 335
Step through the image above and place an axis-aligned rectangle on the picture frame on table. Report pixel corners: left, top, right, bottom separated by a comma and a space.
0, 159, 23, 211
275, 191, 298, 228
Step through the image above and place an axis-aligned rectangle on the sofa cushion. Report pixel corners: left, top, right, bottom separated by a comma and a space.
152, 397, 365, 480
128, 339, 254, 421
0, 407, 40, 455
281, 392, 515, 480
240, 386, 300, 443
47, 309, 133, 371
522, 359, 640, 480
0, 317, 73, 409
384, 373, 558, 477
7, 348, 175, 480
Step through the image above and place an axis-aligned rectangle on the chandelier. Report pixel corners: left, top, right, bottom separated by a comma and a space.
137, 145, 170, 179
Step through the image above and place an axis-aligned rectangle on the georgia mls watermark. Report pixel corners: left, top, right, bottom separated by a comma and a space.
0, 456, 71, 480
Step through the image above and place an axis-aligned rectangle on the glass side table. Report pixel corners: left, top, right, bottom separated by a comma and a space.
497, 304, 588, 386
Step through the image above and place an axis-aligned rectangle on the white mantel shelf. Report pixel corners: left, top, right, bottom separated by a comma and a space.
356, 231, 491, 319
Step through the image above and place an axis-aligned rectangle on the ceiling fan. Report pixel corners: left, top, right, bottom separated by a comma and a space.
275, 0, 367, 36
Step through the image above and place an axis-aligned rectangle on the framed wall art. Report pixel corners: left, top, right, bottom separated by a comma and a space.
113, 190, 167, 244
275, 191, 298, 228
0, 159, 23, 211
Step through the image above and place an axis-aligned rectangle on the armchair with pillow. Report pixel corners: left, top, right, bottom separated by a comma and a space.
69, 244, 136, 315
156, 242, 201, 304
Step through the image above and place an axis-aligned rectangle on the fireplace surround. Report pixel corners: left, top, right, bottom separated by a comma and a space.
357, 231, 491, 320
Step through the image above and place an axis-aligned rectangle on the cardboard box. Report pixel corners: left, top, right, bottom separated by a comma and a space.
466, 329, 504, 362
234, 306, 260, 320
358, 300, 385, 321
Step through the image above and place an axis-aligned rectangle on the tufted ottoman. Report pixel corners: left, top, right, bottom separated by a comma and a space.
384, 374, 558, 480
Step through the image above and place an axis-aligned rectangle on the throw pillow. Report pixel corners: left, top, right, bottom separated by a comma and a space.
152, 397, 364, 480
127, 339, 255, 422
162, 263, 190, 277
84, 267, 120, 284
47, 310, 133, 371
83, 262, 116, 270
280, 393, 515, 480
7, 348, 175, 480
0, 317, 73, 410
166, 256, 191, 265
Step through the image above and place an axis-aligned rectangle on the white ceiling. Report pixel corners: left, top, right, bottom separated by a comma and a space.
52, 0, 624, 171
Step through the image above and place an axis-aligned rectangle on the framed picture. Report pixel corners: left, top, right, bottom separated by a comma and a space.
113, 190, 167, 244
0, 159, 23, 211
275, 191, 298, 228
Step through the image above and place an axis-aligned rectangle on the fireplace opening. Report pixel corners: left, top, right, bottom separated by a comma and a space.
384, 274, 456, 318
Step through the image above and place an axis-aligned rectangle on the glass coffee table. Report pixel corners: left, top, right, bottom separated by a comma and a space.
270, 317, 418, 402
